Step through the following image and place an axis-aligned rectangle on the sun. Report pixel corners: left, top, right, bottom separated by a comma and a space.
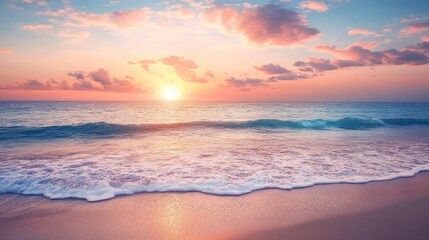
162, 87, 179, 101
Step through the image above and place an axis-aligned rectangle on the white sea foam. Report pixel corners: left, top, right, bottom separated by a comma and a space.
1, 127, 428, 201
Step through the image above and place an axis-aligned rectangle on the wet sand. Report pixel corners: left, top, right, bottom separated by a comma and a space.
1, 173, 429, 240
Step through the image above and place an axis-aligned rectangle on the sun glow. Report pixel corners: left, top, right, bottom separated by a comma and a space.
162, 87, 179, 101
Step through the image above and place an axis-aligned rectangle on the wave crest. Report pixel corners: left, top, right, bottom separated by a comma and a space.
1, 117, 428, 140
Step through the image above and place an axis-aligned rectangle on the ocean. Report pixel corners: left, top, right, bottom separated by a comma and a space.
1, 102, 429, 201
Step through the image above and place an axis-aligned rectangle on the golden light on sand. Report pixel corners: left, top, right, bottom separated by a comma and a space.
162, 87, 179, 101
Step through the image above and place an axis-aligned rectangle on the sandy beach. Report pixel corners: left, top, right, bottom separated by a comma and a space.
1, 172, 429, 240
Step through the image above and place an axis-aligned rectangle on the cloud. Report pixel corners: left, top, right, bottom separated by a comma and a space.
0, 48, 14, 54
299, 1, 329, 12
314, 42, 429, 66
88, 68, 113, 86
160, 56, 198, 69
349, 41, 378, 49
130, 56, 211, 83
7, 68, 145, 93
222, 77, 268, 91
205, 70, 215, 78
67, 71, 86, 80
159, 56, 203, 82
423, 35, 429, 41
332, 59, 365, 68
347, 28, 376, 35
15, 79, 54, 90
222, 69, 312, 91
204, 4, 320, 46
400, 21, 429, 36
268, 72, 310, 81
160, 56, 209, 83
255, 63, 291, 74
135, 60, 157, 71
21, 0, 47, 6
295, 41, 429, 73
68, 8, 150, 30
306, 58, 338, 71
21, 24, 53, 31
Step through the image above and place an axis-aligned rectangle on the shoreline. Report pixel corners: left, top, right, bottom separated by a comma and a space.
1, 172, 429, 239
2, 169, 429, 202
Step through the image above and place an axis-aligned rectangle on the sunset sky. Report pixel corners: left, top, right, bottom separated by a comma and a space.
1, 0, 428, 101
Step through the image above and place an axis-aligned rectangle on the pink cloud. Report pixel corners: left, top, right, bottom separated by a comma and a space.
299, 1, 329, 12
204, 4, 320, 46
21, 0, 47, 6
347, 28, 376, 35
302, 41, 429, 72
37, 9, 69, 17
21, 24, 53, 31
423, 35, 429, 41
159, 56, 198, 69
68, 8, 150, 30
88, 68, 113, 86
205, 70, 215, 78
349, 41, 378, 49
130, 56, 211, 83
135, 60, 157, 71
306, 58, 338, 71
400, 21, 429, 36
0, 48, 14, 54
159, 56, 208, 83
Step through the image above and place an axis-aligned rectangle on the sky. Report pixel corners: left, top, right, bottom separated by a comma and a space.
0, 0, 429, 101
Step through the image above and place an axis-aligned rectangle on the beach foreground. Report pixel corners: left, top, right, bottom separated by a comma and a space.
1, 173, 429, 240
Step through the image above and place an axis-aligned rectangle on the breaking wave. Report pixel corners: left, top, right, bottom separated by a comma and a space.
1, 117, 429, 140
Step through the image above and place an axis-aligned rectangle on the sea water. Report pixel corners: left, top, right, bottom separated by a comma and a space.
1, 102, 429, 201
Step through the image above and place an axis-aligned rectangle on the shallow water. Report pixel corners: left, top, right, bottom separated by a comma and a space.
1, 102, 429, 201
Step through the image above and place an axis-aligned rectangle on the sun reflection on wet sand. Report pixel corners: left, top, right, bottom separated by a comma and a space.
160, 196, 184, 239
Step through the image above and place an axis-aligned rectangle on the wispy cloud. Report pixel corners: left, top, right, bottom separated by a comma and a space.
347, 28, 376, 36
21, 24, 53, 31
299, 1, 329, 12
400, 21, 429, 36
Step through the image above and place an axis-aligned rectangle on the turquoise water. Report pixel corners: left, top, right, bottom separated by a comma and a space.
1, 102, 429, 201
